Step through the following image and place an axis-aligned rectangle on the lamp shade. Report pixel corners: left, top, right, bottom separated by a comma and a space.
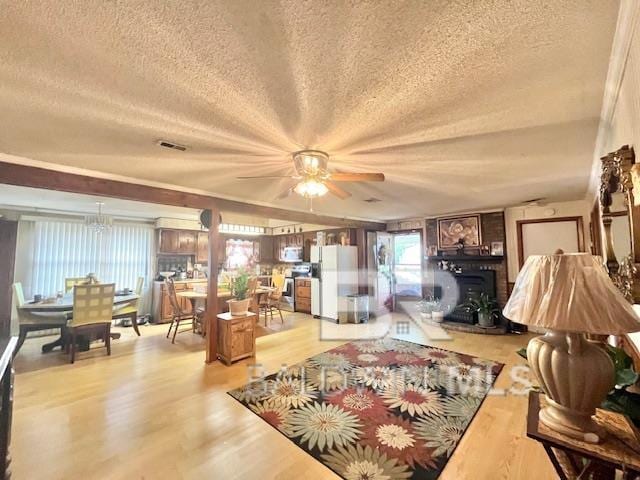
503, 253, 640, 334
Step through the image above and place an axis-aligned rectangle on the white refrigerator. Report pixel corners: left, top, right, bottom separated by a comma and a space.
311, 245, 359, 322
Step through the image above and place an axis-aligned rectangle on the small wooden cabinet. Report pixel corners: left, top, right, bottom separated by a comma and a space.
178, 231, 196, 254
217, 312, 256, 365
295, 278, 311, 313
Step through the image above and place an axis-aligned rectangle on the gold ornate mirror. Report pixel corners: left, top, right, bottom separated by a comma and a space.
599, 145, 638, 302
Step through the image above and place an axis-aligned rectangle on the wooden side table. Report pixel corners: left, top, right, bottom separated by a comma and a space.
217, 312, 257, 365
526, 391, 640, 479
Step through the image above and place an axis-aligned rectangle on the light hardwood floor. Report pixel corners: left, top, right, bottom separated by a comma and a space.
13, 313, 556, 480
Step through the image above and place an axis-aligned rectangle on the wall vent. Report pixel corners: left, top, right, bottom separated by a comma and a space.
157, 140, 187, 151
363, 197, 381, 203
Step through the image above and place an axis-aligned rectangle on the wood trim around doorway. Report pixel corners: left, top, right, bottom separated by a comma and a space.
516, 216, 585, 268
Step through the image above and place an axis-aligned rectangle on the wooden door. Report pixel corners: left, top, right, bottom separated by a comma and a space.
196, 231, 209, 264
231, 318, 254, 358
159, 230, 179, 253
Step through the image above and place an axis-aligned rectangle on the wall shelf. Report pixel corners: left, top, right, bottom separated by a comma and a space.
425, 255, 504, 262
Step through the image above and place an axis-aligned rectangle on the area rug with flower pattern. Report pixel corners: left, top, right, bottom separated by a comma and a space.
228, 338, 503, 480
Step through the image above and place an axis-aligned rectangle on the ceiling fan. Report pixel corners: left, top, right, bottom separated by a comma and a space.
236, 150, 385, 201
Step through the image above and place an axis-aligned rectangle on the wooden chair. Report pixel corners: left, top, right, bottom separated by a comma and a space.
64, 276, 88, 293
11, 282, 68, 356
67, 283, 115, 364
259, 274, 285, 326
247, 276, 258, 311
165, 278, 197, 344
112, 276, 143, 336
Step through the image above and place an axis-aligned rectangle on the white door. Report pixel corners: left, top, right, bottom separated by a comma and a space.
519, 218, 584, 266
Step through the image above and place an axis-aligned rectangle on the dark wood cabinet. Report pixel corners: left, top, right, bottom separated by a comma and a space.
259, 236, 274, 262
217, 312, 256, 365
196, 231, 209, 264
159, 230, 180, 254
178, 231, 196, 254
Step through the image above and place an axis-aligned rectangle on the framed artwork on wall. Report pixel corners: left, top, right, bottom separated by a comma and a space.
437, 215, 481, 249
490, 241, 504, 256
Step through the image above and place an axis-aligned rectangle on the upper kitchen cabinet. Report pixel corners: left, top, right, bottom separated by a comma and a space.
259, 235, 274, 263
159, 229, 180, 254
178, 231, 197, 254
196, 231, 209, 264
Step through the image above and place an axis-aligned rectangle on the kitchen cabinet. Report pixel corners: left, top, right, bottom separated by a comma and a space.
196, 231, 209, 264
152, 280, 206, 323
302, 232, 316, 262
178, 231, 196, 254
159, 230, 180, 254
259, 235, 274, 262
295, 278, 311, 313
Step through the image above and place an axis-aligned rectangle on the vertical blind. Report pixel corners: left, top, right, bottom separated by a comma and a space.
19, 219, 155, 314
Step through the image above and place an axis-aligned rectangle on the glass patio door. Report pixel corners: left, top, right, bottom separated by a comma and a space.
392, 232, 422, 299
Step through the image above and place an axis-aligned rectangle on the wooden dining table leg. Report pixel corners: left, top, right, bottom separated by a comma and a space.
130, 311, 140, 336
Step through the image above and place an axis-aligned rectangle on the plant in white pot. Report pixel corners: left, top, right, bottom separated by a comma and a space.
465, 293, 500, 328
418, 296, 437, 321
431, 298, 445, 323
228, 270, 251, 316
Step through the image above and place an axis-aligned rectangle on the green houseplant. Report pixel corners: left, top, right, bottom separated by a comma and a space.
464, 292, 500, 327
228, 269, 251, 316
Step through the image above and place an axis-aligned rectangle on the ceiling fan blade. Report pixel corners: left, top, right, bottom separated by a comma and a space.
237, 175, 296, 179
330, 172, 385, 182
276, 185, 296, 200
325, 181, 352, 200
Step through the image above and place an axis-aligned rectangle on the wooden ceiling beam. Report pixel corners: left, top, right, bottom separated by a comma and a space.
0, 161, 386, 230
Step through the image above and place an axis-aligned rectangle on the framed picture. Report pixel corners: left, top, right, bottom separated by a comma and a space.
490, 241, 504, 256
437, 215, 481, 249
480, 245, 490, 256
426, 245, 438, 256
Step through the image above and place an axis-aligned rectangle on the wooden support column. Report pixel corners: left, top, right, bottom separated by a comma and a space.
205, 208, 220, 364
0, 220, 18, 338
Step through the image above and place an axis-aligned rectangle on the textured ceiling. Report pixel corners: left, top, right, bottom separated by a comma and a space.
0, 1, 619, 221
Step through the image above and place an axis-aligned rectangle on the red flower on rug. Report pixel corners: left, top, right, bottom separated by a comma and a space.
325, 387, 389, 420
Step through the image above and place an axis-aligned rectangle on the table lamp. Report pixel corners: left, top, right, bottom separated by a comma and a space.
503, 252, 640, 443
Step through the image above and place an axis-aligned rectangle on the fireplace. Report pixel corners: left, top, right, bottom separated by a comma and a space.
432, 270, 497, 324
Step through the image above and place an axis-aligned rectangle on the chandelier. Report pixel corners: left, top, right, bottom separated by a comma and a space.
85, 202, 113, 233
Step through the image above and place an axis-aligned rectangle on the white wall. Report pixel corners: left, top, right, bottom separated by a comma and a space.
504, 200, 591, 282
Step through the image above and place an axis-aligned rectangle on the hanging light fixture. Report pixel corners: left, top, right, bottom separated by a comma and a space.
85, 202, 113, 233
294, 179, 328, 198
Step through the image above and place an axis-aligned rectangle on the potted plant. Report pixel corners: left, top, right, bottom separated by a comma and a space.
431, 298, 445, 323
465, 293, 500, 327
418, 296, 440, 321
228, 269, 251, 316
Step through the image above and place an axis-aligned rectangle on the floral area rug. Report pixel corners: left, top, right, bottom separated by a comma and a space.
228, 338, 503, 480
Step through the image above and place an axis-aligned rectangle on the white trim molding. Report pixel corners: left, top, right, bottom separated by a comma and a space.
587, 0, 640, 202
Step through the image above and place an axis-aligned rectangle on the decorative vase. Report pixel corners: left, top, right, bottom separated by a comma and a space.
527, 331, 614, 443
227, 298, 251, 316
477, 312, 493, 328
432, 311, 444, 323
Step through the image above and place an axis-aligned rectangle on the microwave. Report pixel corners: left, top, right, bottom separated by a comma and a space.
282, 246, 303, 262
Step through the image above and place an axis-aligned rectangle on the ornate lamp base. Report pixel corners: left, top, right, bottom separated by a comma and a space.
527, 330, 614, 444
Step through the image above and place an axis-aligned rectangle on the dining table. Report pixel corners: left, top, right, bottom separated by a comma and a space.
20, 292, 140, 352
176, 286, 275, 330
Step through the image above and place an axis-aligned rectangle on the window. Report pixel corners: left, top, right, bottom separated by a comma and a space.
16, 219, 155, 314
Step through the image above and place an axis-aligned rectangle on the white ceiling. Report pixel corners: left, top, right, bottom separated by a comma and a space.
0, 1, 620, 221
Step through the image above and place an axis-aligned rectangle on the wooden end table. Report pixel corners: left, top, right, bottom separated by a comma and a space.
216, 312, 257, 365
526, 391, 640, 479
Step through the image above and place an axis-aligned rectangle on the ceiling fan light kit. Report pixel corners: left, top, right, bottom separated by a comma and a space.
236, 149, 385, 202
294, 179, 328, 198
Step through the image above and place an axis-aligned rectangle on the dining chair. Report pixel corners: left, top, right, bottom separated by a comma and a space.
11, 282, 69, 356
247, 276, 258, 311
165, 278, 197, 344
67, 283, 116, 364
112, 276, 144, 336
259, 274, 285, 326
64, 276, 88, 293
